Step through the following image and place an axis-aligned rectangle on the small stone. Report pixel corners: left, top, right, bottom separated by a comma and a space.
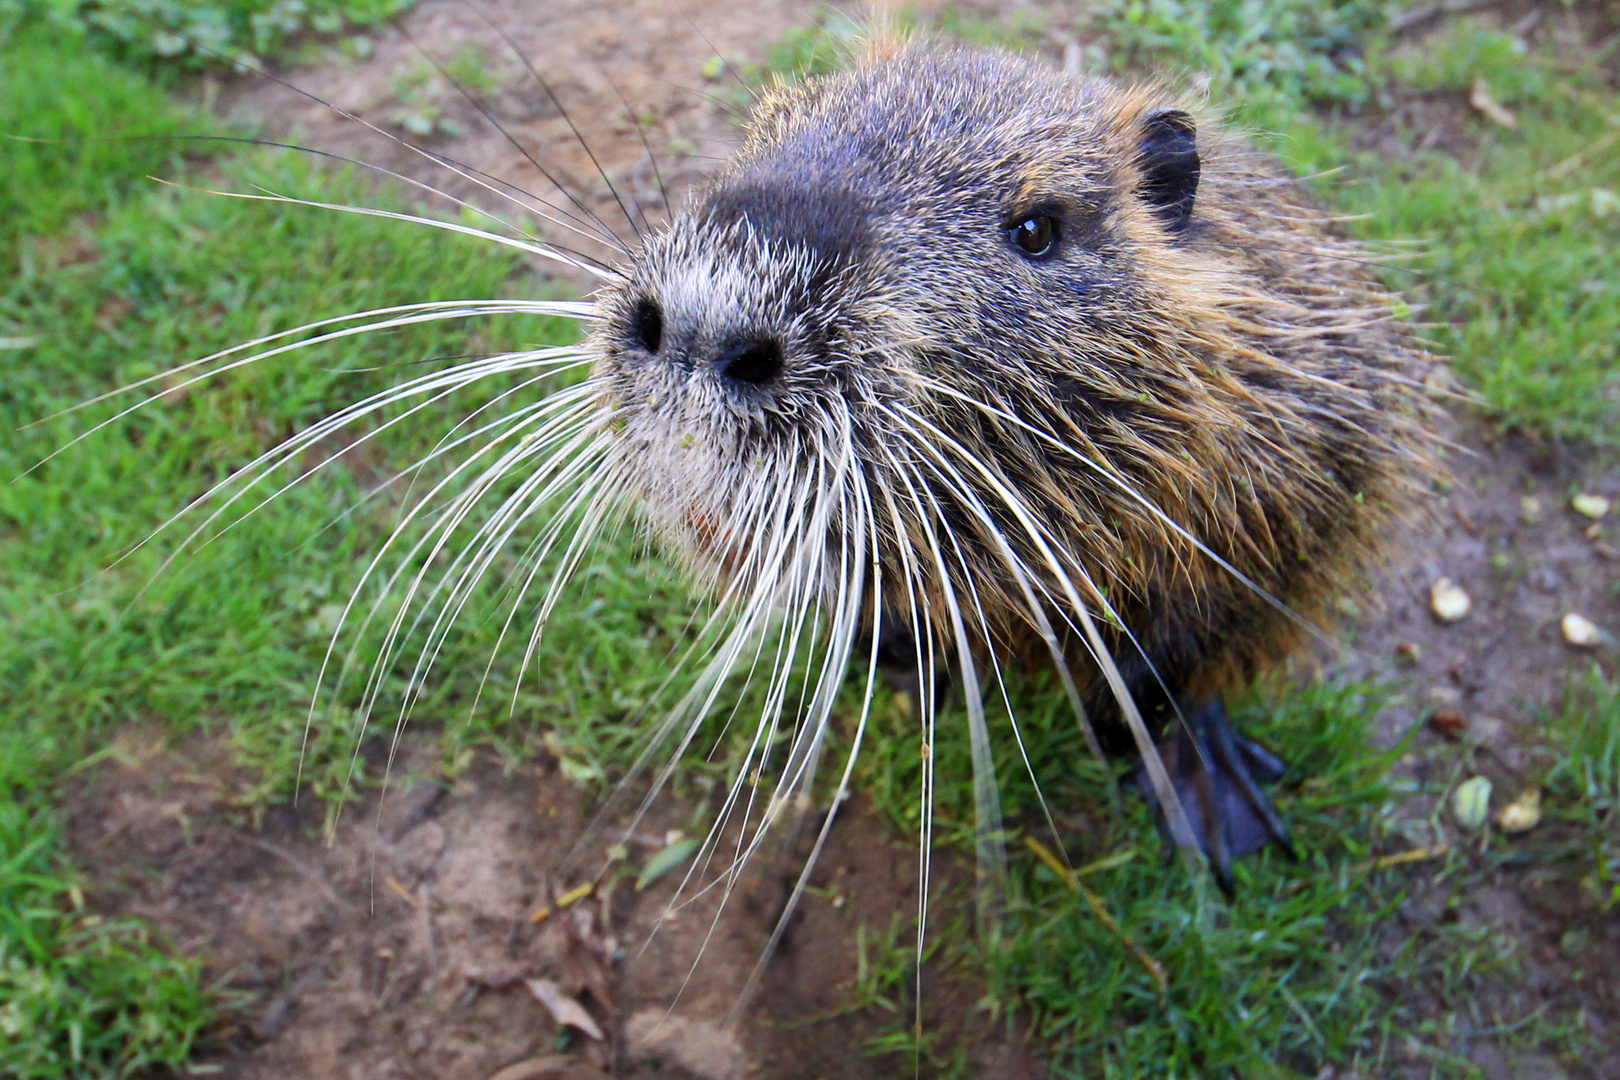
1452, 776, 1493, 830
1394, 640, 1423, 665
1562, 612, 1605, 648
1496, 787, 1542, 834
1519, 495, 1543, 523
1572, 493, 1611, 519
1430, 578, 1471, 622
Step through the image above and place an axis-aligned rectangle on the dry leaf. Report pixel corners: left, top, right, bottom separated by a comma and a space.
1469, 76, 1517, 128
524, 977, 605, 1041
486, 1056, 579, 1080
1427, 709, 1467, 740
463, 962, 531, 991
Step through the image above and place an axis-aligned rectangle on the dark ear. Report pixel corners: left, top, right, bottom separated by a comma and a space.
1137, 109, 1200, 233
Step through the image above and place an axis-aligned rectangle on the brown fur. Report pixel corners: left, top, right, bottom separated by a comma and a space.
591, 41, 1441, 739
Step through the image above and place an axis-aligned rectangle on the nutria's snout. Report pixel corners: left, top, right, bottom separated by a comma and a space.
616, 292, 786, 391
587, 177, 897, 578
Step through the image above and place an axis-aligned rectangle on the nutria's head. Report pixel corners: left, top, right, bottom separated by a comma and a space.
589, 42, 1427, 680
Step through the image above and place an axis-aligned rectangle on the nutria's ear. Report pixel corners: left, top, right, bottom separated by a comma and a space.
1137, 109, 1200, 233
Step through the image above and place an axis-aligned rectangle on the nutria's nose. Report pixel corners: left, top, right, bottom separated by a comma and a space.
625, 296, 783, 388
714, 337, 784, 387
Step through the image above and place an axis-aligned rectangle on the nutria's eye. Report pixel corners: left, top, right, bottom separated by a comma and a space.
632, 299, 663, 353
1009, 214, 1058, 258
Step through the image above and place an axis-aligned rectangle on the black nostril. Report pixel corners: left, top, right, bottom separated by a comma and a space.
715, 337, 784, 387
632, 299, 663, 353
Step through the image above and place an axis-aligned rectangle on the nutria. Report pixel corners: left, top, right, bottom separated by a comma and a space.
582, 38, 1439, 894
119, 34, 1439, 901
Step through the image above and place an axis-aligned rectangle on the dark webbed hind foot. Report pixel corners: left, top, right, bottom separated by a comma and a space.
1136, 699, 1296, 896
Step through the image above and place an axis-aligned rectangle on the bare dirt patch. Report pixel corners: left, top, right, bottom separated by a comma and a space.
62, 728, 1035, 1079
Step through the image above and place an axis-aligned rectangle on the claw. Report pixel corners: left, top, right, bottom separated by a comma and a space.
1136, 698, 1294, 896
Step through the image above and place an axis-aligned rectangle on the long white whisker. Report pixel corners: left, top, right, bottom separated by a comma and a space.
23, 306, 592, 479
197, 356, 598, 551
30, 299, 594, 430
295, 392, 610, 792
117, 352, 595, 622
864, 462, 939, 1043
905, 384, 1345, 656
349, 417, 613, 748
733, 439, 879, 1016
887, 403, 1202, 859
205, 47, 631, 252
877, 436, 1099, 877
161, 181, 622, 281
879, 441, 1007, 926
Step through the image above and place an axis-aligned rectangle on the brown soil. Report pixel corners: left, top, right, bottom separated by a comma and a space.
64, 728, 1036, 1079
1345, 424, 1620, 1080
57, 2, 1620, 1078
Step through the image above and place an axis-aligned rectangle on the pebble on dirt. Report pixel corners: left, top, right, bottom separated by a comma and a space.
1430, 578, 1472, 622
1572, 493, 1611, 520
1561, 612, 1605, 648
1496, 788, 1543, 834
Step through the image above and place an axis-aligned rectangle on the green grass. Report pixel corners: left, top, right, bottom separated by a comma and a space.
1321, 25, 1620, 442
838, 671, 1525, 1079
0, 800, 209, 1079
0, 28, 631, 1071
0, 0, 418, 68
0, 27, 191, 267
853, 676, 1418, 1078
1095, 0, 1387, 129
1547, 668, 1620, 911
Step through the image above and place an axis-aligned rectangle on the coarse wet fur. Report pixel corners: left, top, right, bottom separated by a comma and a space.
589, 39, 1440, 890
